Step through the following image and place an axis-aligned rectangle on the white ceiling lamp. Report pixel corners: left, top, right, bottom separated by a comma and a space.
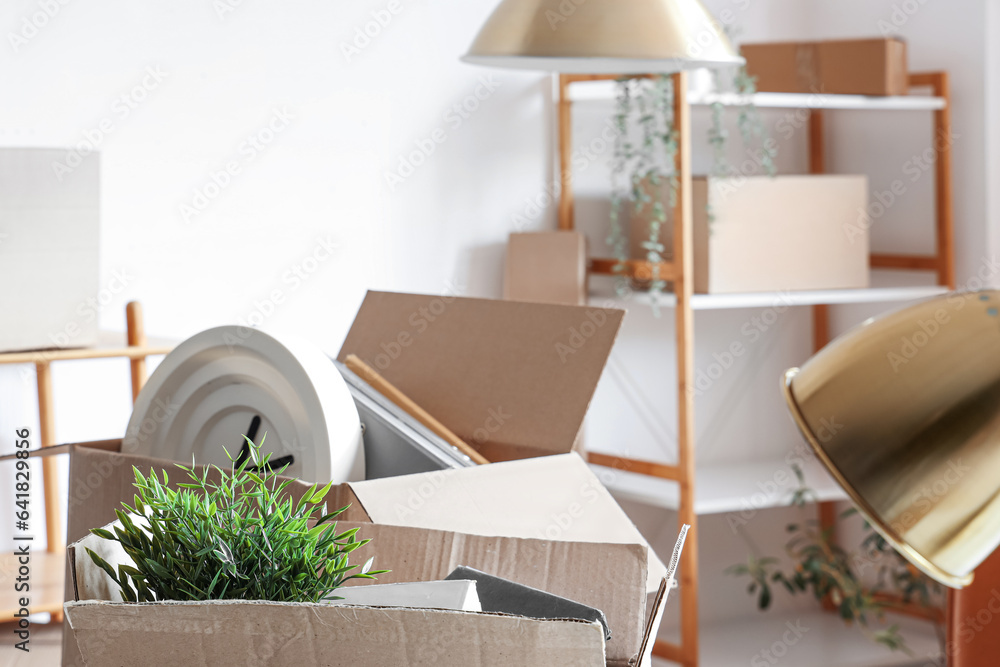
462, 0, 743, 73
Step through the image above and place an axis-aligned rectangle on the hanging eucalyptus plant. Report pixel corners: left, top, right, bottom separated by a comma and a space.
605, 60, 777, 305
608, 75, 678, 306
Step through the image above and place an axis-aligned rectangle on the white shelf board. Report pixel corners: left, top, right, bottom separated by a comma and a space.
589, 285, 948, 311
654, 611, 941, 667
590, 453, 845, 514
569, 81, 946, 111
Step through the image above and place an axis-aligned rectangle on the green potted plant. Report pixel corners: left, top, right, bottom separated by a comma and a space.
726, 465, 944, 655
86, 436, 387, 603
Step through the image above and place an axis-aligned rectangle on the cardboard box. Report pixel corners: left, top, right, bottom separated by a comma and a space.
61, 441, 667, 667
337, 291, 624, 462
693, 175, 868, 293
0, 148, 100, 352
742, 38, 908, 96
646, 175, 867, 294
504, 231, 588, 305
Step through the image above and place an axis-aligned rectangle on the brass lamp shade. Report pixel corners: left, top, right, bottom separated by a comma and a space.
784, 290, 1000, 588
462, 0, 744, 73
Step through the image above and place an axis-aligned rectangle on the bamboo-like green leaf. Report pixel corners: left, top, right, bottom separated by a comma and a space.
87, 435, 386, 603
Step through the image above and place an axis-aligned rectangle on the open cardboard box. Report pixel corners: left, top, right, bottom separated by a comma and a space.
62, 443, 668, 666
60, 289, 669, 665
52, 292, 666, 667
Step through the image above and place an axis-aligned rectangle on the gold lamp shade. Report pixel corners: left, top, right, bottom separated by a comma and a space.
462, 0, 744, 73
784, 290, 1000, 588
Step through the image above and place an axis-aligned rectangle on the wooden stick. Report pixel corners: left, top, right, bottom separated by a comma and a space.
589, 258, 677, 281
35, 361, 63, 553
344, 355, 490, 465
671, 70, 699, 667
0, 346, 172, 366
126, 301, 148, 404
870, 253, 939, 271
587, 452, 682, 481
557, 74, 575, 231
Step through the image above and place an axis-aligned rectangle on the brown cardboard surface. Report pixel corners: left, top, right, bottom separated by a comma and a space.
349, 453, 667, 593
335, 522, 647, 662
337, 291, 624, 462
62, 442, 667, 667
67, 519, 648, 666
742, 38, 908, 96
504, 231, 588, 305
64, 600, 607, 667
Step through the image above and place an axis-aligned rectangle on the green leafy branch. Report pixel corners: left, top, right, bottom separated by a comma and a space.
726, 464, 943, 656
87, 435, 388, 603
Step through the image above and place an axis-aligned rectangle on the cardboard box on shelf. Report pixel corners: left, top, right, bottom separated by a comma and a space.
648, 175, 868, 294
337, 291, 624, 462
741, 38, 909, 97
693, 175, 869, 294
0, 148, 100, 352
504, 231, 588, 305
61, 441, 668, 667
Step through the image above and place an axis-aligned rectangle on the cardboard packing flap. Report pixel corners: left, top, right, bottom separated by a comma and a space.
337, 291, 624, 462
349, 452, 668, 593
68, 519, 648, 666
64, 600, 608, 667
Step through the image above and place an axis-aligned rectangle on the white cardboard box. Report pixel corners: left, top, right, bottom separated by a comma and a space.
0, 148, 100, 351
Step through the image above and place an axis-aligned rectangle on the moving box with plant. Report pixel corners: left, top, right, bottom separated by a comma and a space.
86, 436, 387, 603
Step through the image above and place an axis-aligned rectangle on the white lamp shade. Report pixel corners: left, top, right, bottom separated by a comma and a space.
462, 0, 743, 73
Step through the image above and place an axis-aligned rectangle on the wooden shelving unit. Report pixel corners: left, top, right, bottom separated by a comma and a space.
557, 72, 955, 666
0, 302, 171, 622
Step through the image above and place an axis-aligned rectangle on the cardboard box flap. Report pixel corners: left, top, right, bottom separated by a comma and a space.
64, 600, 607, 667
337, 291, 624, 461
69, 520, 646, 665
349, 453, 667, 592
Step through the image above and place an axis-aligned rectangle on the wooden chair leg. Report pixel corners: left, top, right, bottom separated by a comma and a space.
35, 361, 62, 553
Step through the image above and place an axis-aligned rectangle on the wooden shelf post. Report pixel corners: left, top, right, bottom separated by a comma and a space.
671, 70, 699, 667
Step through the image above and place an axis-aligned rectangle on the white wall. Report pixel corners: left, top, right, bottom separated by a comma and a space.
0, 0, 995, 633
989, 0, 1000, 259
0, 0, 550, 550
